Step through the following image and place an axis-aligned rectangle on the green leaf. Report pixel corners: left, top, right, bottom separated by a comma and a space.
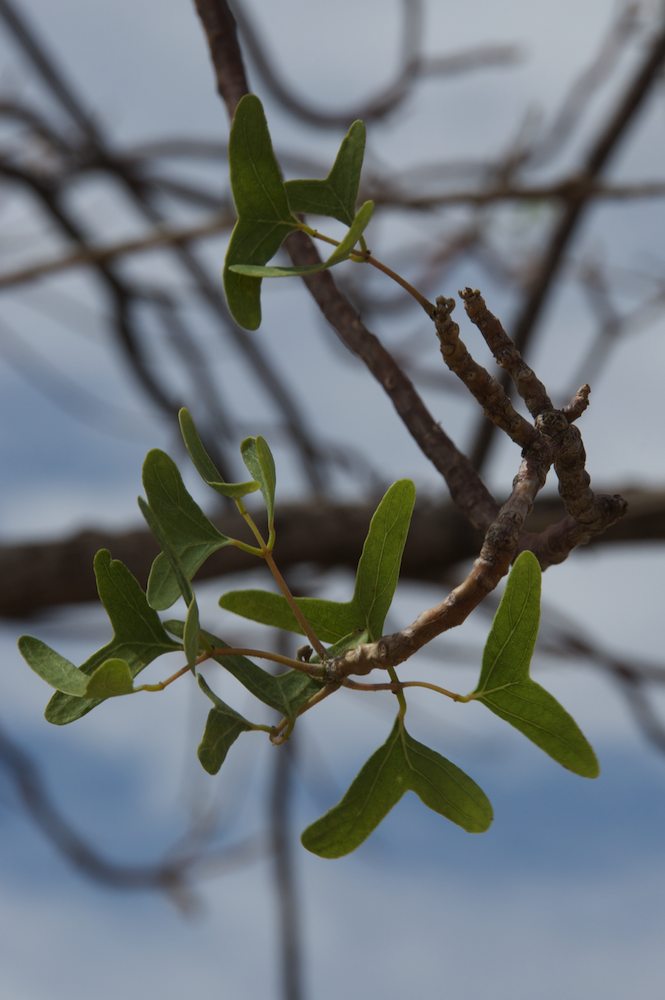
183, 597, 200, 668
18, 637, 89, 697
301, 719, 492, 858
178, 408, 259, 499
351, 478, 415, 640
224, 222, 296, 330
138, 496, 193, 607
86, 658, 135, 698
325, 200, 373, 264
220, 479, 415, 643
230, 200, 374, 278
197, 676, 253, 774
228, 95, 295, 223
285, 120, 366, 225
472, 551, 599, 778
223, 94, 300, 330
45, 550, 181, 725
142, 449, 233, 610
219, 589, 359, 644
167, 621, 322, 717
240, 436, 276, 534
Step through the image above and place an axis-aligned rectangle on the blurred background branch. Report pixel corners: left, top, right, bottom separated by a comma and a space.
1, 2, 665, 997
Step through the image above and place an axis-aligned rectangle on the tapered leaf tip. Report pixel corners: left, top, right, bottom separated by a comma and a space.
93, 547, 112, 569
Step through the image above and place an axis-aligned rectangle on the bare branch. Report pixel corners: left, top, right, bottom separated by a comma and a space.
434, 295, 538, 449
469, 20, 665, 470
459, 288, 552, 417
0, 211, 234, 291
370, 179, 665, 211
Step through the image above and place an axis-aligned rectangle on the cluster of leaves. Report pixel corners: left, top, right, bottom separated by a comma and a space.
224, 93, 374, 330
17, 96, 599, 858
18, 407, 597, 858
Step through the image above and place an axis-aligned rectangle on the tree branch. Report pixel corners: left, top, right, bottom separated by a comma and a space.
470, 20, 665, 470
2, 487, 661, 619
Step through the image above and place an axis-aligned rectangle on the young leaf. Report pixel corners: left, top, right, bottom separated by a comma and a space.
472, 551, 599, 778
301, 719, 492, 858
325, 201, 374, 264
167, 621, 322, 717
178, 408, 259, 500
223, 94, 300, 330
142, 449, 233, 610
18, 637, 89, 697
45, 550, 181, 725
240, 436, 276, 534
197, 676, 253, 775
86, 658, 135, 698
285, 120, 366, 225
229, 200, 375, 278
220, 480, 415, 643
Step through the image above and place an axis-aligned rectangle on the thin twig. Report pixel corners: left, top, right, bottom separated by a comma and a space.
0, 212, 234, 290
469, 21, 665, 470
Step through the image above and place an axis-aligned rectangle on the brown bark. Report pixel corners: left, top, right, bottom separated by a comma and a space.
3, 487, 662, 619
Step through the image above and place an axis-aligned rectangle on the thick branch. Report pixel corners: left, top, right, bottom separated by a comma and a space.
2, 487, 661, 619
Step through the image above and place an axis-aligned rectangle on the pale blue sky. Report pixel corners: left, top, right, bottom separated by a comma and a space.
1, 2, 665, 997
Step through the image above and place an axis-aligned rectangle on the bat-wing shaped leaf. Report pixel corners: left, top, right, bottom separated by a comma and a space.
301, 719, 492, 858
472, 551, 599, 778
44, 550, 180, 725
